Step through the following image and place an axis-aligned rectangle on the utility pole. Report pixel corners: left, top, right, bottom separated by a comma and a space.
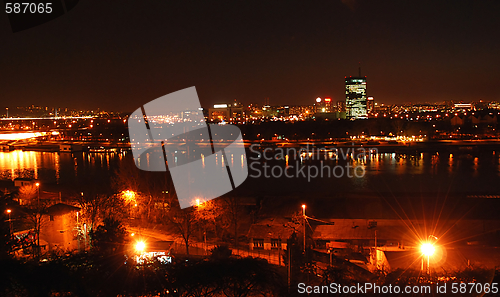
374, 230, 377, 270
278, 237, 281, 266
302, 204, 306, 253
35, 182, 40, 205
287, 244, 291, 293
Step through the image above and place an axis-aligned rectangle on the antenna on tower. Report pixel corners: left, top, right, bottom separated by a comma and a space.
358, 62, 361, 77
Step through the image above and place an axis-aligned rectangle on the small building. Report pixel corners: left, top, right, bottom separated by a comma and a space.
313, 219, 410, 252
248, 220, 294, 251
327, 241, 350, 257
372, 246, 500, 273
59, 144, 83, 152
14, 178, 39, 188
43, 203, 81, 252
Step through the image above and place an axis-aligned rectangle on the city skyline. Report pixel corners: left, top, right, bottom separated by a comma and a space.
3, 2, 500, 295
1, 1, 499, 111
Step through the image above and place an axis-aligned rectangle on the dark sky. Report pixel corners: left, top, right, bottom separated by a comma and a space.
1, 0, 499, 111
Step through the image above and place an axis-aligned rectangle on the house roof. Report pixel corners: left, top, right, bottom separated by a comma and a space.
248, 221, 295, 239
46, 203, 80, 216
313, 219, 408, 241
313, 219, 500, 244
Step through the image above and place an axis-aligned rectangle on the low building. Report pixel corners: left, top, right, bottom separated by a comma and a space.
59, 144, 83, 152
313, 219, 410, 252
14, 178, 39, 187
247, 219, 294, 251
43, 203, 81, 252
373, 246, 500, 273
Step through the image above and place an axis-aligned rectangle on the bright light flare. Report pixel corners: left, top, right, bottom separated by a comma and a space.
121, 190, 137, 204
421, 242, 435, 257
0, 132, 45, 140
193, 198, 206, 208
135, 241, 146, 253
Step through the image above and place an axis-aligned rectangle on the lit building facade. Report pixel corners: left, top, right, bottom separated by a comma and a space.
345, 77, 367, 119
367, 96, 374, 115
208, 104, 243, 123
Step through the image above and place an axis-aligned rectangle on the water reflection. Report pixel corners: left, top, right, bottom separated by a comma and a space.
0, 150, 60, 181
0, 150, 122, 185
0, 149, 498, 194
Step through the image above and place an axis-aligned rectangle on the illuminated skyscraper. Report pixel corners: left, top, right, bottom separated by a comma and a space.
324, 97, 333, 112
367, 96, 374, 115
345, 76, 367, 119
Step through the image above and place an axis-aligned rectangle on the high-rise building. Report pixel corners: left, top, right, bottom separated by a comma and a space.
345, 76, 367, 119
336, 100, 346, 112
367, 96, 374, 115
315, 97, 325, 113
209, 103, 243, 123
324, 97, 333, 112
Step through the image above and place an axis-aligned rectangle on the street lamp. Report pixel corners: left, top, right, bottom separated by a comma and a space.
6, 209, 12, 234
135, 241, 146, 253
35, 182, 40, 205
421, 235, 438, 275
302, 205, 306, 253
195, 198, 207, 254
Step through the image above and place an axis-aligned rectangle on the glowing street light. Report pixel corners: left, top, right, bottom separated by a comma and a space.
135, 241, 146, 253
121, 190, 137, 204
302, 205, 306, 252
195, 198, 207, 254
421, 242, 435, 257
6, 209, 12, 234
421, 236, 438, 275
35, 182, 40, 205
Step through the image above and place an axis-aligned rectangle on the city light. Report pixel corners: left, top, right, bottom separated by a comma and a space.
0, 132, 47, 140
420, 242, 435, 257
6, 209, 11, 214
121, 190, 137, 204
135, 241, 146, 253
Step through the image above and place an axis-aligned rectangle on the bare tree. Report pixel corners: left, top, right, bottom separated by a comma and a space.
219, 196, 243, 247
167, 205, 198, 255
192, 197, 245, 246
76, 191, 126, 233
22, 202, 49, 259
18, 184, 37, 205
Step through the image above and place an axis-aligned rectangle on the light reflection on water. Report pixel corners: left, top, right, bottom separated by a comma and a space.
0, 150, 126, 184
0, 149, 498, 194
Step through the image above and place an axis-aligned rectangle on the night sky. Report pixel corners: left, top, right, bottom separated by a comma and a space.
1, 0, 499, 111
